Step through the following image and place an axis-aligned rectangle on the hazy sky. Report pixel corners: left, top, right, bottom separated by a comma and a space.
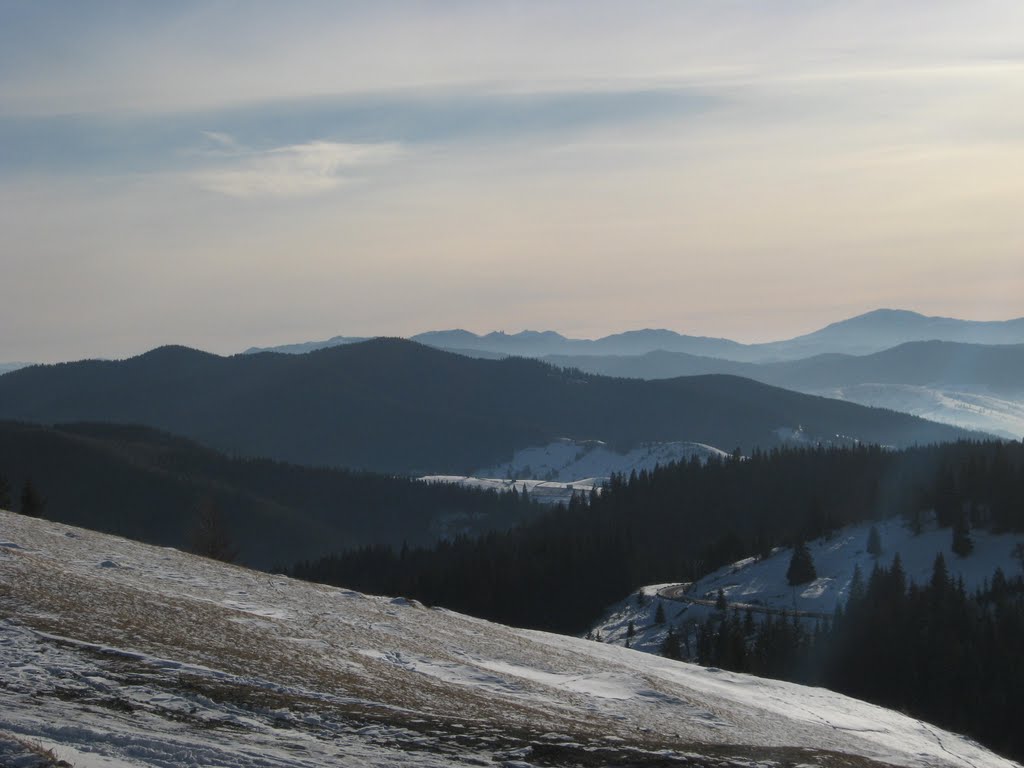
3, 1, 1024, 362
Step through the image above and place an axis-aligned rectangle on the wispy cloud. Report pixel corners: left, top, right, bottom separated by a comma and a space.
191, 138, 401, 199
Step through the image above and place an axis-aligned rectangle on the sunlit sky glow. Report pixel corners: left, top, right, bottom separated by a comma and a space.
2, 1, 1023, 362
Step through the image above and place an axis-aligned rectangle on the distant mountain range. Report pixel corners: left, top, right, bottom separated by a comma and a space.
244, 309, 1024, 362
0, 339, 975, 475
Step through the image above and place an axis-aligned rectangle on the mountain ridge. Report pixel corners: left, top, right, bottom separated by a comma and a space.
0, 338, 978, 475
238, 309, 1024, 362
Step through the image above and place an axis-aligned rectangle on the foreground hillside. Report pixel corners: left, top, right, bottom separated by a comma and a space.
0, 339, 977, 474
0, 511, 1014, 768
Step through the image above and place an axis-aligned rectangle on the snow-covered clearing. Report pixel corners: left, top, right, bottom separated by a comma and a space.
419, 475, 601, 505
474, 439, 729, 483
0, 511, 1017, 768
423, 440, 727, 506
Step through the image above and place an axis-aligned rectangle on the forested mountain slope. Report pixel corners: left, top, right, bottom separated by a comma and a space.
0, 421, 536, 568
0, 339, 977, 474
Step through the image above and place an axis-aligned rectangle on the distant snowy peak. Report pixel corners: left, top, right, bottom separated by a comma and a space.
475, 438, 729, 483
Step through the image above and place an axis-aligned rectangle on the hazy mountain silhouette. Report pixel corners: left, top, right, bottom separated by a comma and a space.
756, 309, 1024, 359
544, 341, 1024, 394
409, 328, 748, 358
541, 341, 1024, 439
244, 335, 369, 354
244, 309, 1024, 362
0, 339, 977, 475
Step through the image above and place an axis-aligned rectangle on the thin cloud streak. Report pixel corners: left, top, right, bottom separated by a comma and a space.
190, 139, 402, 199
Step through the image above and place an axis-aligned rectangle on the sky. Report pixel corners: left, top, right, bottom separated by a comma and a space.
2, 1, 1023, 363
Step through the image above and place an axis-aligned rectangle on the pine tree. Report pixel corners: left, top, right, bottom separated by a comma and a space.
930, 552, 949, 593
952, 513, 974, 558
866, 525, 882, 557
715, 588, 728, 611
661, 625, 683, 660
0, 473, 11, 510
19, 479, 45, 518
786, 540, 817, 586
847, 563, 865, 605
888, 553, 906, 595
626, 620, 636, 638
654, 601, 666, 624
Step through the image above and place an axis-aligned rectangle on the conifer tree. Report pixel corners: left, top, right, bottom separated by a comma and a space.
930, 552, 949, 593
654, 601, 666, 624
866, 525, 882, 557
888, 553, 906, 595
952, 513, 974, 557
0, 473, 10, 510
786, 540, 817, 585
847, 563, 865, 605
715, 588, 728, 610
661, 625, 683, 660
19, 479, 45, 518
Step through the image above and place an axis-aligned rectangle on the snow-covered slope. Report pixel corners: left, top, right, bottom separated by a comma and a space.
592, 517, 1024, 654
816, 384, 1024, 440
0, 511, 1015, 768
475, 438, 729, 482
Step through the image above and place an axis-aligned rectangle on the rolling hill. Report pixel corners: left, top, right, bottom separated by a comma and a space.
0, 339, 978, 475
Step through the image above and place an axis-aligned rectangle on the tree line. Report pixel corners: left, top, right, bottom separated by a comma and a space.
293, 440, 1024, 634
0, 474, 46, 518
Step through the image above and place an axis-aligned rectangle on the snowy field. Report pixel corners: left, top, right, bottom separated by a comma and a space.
474, 439, 729, 483
0, 511, 1018, 768
593, 517, 1024, 654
